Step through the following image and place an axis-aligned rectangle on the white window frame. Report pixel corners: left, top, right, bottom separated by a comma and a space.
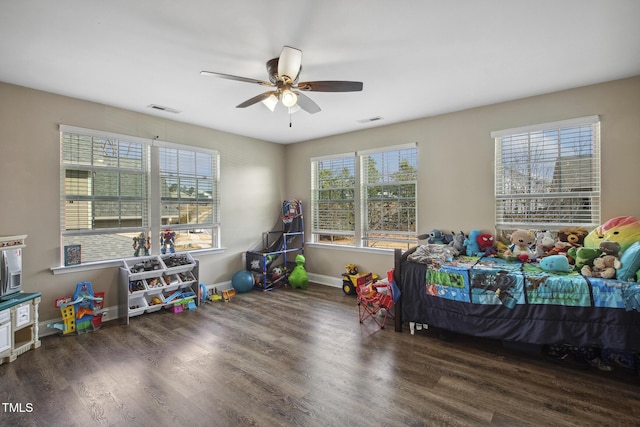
360, 143, 418, 249
492, 116, 601, 232
59, 125, 220, 266
310, 143, 418, 250
310, 152, 356, 246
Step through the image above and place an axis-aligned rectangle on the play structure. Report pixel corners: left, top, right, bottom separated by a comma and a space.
245, 199, 304, 291
48, 281, 106, 335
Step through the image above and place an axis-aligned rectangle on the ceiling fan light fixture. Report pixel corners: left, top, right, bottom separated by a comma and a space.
288, 105, 301, 114
281, 89, 297, 107
262, 94, 278, 111
278, 46, 302, 82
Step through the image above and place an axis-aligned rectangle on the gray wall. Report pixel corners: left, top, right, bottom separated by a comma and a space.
1, 76, 639, 323
0, 82, 285, 321
285, 76, 640, 280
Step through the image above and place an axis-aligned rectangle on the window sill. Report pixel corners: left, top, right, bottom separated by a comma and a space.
51, 247, 226, 275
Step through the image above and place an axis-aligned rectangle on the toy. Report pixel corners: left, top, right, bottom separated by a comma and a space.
464, 229, 482, 257
427, 229, 446, 244
557, 227, 589, 247
288, 254, 309, 289
448, 231, 466, 254
534, 230, 555, 258
47, 281, 106, 335
132, 232, 150, 257
342, 263, 380, 295
617, 241, 640, 282
507, 229, 536, 262
270, 266, 285, 282
160, 229, 176, 254
477, 233, 496, 255
584, 216, 640, 253
581, 241, 622, 279
567, 246, 601, 270
547, 227, 589, 261
539, 255, 573, 273
231, 270, 254, 293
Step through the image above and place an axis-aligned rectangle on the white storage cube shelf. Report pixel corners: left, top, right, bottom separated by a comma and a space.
144, 276, 166, 294
128, 295, 148, 317
120, 252, 199, 324
145, 294, 165, 313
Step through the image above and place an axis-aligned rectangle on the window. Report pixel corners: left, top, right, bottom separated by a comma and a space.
311, 154, 356, 245
360, 145, 418, 249
310, 143, 418, 250
60, 125, 219, 264
493, 116, 600, 232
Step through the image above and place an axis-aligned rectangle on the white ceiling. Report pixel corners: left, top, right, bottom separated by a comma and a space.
1, 1, 639, 144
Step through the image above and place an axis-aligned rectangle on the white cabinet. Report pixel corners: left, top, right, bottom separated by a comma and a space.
0, 309, 10, 356
14, 303, 31, 329
119, 253, 199, 324
0, 295, 41, 365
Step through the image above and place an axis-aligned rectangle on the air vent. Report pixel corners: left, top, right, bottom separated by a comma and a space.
147, 104, 181, 114
357, 116, 383, 123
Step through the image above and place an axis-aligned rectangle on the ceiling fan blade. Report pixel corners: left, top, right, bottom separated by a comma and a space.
236, 91, 277, 108
200, 70, 272, 87
277, 46, 302, 82
295, 92, 321, 114
296, 80, 363, 92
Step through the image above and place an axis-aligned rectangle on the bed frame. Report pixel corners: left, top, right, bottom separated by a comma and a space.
393, 248, 640, 352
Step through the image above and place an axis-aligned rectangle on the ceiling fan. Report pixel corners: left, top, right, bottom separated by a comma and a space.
200, 46, 363, 114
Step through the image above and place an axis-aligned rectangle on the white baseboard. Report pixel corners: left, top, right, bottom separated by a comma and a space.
308, 273, 342, 288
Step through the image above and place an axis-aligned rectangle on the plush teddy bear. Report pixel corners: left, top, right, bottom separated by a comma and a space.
507, 229, 536, 262
546, 226, 589, 261
581, 241, 622, 279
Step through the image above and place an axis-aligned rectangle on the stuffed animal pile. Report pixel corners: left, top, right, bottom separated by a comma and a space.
418, 216, 640, 281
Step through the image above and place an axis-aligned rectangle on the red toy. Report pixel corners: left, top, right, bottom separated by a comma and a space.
477, 233, 496, 255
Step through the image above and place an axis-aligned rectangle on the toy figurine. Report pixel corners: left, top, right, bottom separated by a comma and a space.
288, 254, 309, 290
160, 229, 176, 254
132, 232, 150, 257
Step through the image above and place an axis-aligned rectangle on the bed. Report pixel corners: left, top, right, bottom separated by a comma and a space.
393, 247, 640, 352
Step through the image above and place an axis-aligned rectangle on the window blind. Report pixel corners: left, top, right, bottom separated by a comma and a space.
360, 145, 418, 246
494, 117, 600, 230
311, 154, 356, 235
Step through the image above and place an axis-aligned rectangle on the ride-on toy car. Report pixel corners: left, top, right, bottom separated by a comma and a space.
342, 263, 379, 295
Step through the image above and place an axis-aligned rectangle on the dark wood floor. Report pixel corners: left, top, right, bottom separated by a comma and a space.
1, 283, 639, 426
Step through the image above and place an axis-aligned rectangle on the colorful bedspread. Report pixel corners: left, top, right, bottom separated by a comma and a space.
400, 253, 640, 351
421, 255, 640, 311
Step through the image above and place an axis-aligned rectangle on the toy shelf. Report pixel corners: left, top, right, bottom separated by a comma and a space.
119, 252, 199, 325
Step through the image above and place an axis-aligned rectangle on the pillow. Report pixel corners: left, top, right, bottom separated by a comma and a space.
617, 241, 640, 282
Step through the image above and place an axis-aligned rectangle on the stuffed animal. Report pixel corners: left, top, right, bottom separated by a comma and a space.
557, 227, 589, 247
539, 254, 573, 273
464, 229, 482, 257
427, 229, 446, 244
584, 216, 640, 253
448, 231, 466, 254
545, 227, 588, 260
477, 233, 496, 255
567, 246, 601, 270
581, 241, 622, 279
534, 230, 555, 258
507, 229, 536, 262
